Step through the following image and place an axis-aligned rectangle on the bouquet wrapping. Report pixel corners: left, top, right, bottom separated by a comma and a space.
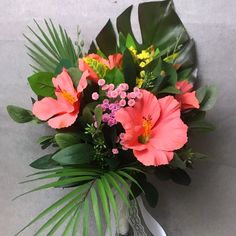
7, 0, 217, 235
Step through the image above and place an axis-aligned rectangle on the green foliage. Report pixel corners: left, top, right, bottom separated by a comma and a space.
7, 105, 35, 123
25, 19, 78, 73
30, 154, 59, 169
28, 72, 55, 97
104, 68, 125, 86
197, 86, 218, 111
52, 144, 95, 165
15, 167, 142, 236
55, 133, 81, 149
67, 67, 83, 87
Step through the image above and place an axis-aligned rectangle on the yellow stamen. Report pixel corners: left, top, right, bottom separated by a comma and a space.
136, 78, 144, 88
61, 91, 77, 104
138, 116, 152, 144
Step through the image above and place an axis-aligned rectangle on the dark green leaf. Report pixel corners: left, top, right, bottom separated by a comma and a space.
155, 166, 171, 181
52, 144, 94, 165
159, 86, 181, 94
28, 72, 55, 98
197, 86, 217, 111
7, 105, 34, 123
144, 182, 159, 208
188, 120, 215, 132
123, 49, 137, 90
30, 154, 59, 170
171, 169, 191, 186
96, 20, 117, 56
94, 106, 103, 128
170, 153, 186, 169
55, 133, 81, 149
104, 68, 124, 86
55, 58, 72, 75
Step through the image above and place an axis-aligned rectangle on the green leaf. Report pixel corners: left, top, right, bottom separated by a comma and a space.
15, 186, 85, 235
94, 106, 103, 128
118, 32, 126, 53
7, 105, 34, 123
177, 68, 192, 81
170, 153, 186, 169
91, 187, 103, 236
28, 72, 55, 98
162, 62, 177, 85
123, 49, 137, 90
159, 86, 181, 94
144, 182, 159, 208
126, 33, 136, 49
197, 86, 217, 111
30, 154, 59, 170
67, 67, 83, 87
105, 68, 125, 86
96, 20, 117, 56
52, 144, 94, 165
155, 166, 171, 181
82, 198, 90, 236
97, 179, 111, 234
55, 133, 81, 149
188, 120, 215, 132
55, 58, 72, 75
72, 208, 81, 236
171, 169, 191, 186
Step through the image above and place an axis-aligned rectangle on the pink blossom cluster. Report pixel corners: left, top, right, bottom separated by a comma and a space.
91, 79, 143, 128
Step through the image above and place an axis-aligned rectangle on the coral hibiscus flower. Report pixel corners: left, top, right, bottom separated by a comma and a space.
176, 80, 200, 110
115, 90, 188, 166
78, 53, 123, 82
32, 68, 89, 129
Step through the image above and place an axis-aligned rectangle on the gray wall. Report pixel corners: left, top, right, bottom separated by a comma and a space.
0, 0, 236, 235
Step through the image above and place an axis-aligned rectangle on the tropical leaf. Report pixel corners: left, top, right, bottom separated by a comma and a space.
15, 167, 142, 236
25, 19, 78, 73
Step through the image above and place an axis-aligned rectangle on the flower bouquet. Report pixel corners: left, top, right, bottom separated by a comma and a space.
7, 0, 217, 235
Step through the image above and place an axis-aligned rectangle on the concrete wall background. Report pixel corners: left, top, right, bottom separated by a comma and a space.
0, 0, 236, 235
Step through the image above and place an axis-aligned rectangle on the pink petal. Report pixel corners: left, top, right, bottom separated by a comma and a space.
32, 97, 71, 121
77, 70, 89, 93
108, 53, 123, 69
176, 91, 200, 110
176, 80, 193, 93
134, 145, 174, 166
47, 111, 78, 129
151, 96, 188, 151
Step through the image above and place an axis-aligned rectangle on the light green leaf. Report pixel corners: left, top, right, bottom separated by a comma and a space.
82, 198, 90, 236
91, 187, 103, 236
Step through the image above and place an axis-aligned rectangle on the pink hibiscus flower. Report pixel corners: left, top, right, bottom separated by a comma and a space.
176, 80, 200, 110
32, 68, 89, 129
115, 90, 188, 166
78, 53, 123, 82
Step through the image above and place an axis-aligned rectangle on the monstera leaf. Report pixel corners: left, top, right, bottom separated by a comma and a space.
89, 0, 197, 79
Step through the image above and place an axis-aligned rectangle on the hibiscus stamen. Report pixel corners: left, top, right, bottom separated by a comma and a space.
138, 116, 152, 144
61, 90, 77, 104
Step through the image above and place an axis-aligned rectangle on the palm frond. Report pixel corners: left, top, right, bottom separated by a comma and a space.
25, 19, 79, 73
15, 167, 142, 236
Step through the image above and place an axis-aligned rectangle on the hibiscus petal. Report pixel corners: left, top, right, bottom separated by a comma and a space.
47, 111, 78, 129
151, 96, 188, 151
176, 80, 193, 93
32, 97, 70, 121
134, 146, 174, 166
53, 68, 77, 101
77, 70, 89, 93
108, 53, 123, 69
176, 91, 200, 110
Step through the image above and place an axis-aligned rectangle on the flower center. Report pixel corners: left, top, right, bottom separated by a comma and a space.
61, 90, 77, 104
138, 116, 152, 144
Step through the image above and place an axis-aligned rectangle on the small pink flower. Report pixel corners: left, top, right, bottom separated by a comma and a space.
119, 99, 126, 107
109, 84, 115, 91
92, 92, 99, 100
102, 84, 110, 91
103, 99, 109, 104
120, 91, 127, 99
133, 87, 140, 93
111, 90, 119, 98
136, 92, 143, 99
112, 148, 119, 155
129, 92, 136, 99
98, 79, 105, 86
128, 99, 136, 107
